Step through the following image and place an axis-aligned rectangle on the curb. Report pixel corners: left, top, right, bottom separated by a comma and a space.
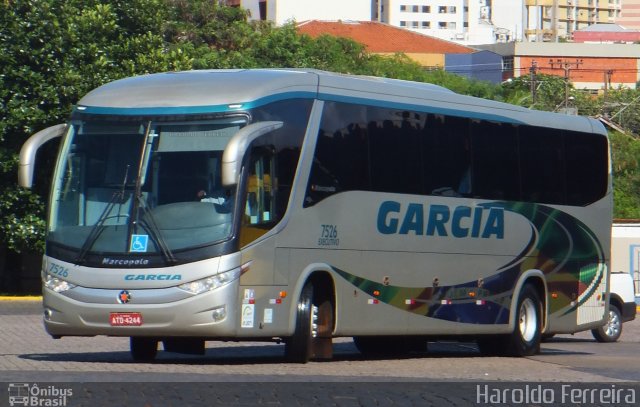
0, 296, 42, 301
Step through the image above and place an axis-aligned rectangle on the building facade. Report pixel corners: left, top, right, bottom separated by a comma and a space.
378, 0, 525, 45
479, 42, 640, 90
572, 23, 640, 43
298, 20, 504, 83
225, 1, 638, 46
618, 0, 640, 30
223, 0, 375, 24
525, 0, 623, 42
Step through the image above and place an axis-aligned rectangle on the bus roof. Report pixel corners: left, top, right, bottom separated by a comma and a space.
76, 68, 604, 134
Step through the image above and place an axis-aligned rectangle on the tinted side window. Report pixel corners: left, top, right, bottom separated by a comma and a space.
305, 102, 427, 207
423, 115, 470, 196
304, 101, 608, 207
519, 127, 566, 204
368, 108, 423, 194
565, 130, 608, 206
471, 120, 519, 201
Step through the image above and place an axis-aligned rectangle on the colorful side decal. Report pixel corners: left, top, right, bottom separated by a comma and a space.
334, 202, 606, 324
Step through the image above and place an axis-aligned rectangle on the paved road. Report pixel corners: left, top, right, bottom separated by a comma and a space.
1, 300, 638, 406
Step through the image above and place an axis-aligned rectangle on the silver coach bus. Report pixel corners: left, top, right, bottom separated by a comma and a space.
19, 69, 612, 362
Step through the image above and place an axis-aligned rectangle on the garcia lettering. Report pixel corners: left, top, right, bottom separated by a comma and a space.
124, 274, 182, 281
377, 200, 504, 239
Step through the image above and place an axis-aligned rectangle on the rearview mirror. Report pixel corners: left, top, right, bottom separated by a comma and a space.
18, 124, 67, 188
221, 121, 283, 187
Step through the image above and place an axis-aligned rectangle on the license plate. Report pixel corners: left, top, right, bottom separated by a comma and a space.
110, 312, 143, 326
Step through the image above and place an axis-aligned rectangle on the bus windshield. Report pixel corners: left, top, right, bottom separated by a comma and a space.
49, 115, 246, 259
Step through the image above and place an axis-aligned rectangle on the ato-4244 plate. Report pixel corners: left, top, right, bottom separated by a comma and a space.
109, 312, 143, 326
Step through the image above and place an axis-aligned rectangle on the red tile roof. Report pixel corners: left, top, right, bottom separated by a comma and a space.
297, 20, 474, 54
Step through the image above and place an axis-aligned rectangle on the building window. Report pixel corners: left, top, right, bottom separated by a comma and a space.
422, 6, 430, 13
400, 21, 407, 27
439, 21, 447, 29
400, 5, 406, 11
463, 22, 468, 28
411, 21, 419, 28
502, 56, 514, 71
439, 6, 447, 13
449, 22, 457, 29
422, 21, 430, 28
449, 6, 457, 13
413, 5, 419, 12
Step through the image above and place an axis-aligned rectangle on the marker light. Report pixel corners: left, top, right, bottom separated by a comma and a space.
178, 268, 240, 295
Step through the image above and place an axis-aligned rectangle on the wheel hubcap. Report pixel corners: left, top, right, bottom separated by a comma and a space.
519, 298, 537, 343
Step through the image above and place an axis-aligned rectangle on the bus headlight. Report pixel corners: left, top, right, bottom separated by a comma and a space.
43, 274, 77, 293
178, 268, 240, 295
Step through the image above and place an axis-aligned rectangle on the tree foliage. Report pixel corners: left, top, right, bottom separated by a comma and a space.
0, 0, 192, 252
610, 131, 640, 218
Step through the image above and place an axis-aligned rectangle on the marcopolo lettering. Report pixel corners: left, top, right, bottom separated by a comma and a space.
124, 274, 182, 281
377, 200, 504, 239
102, 257, 150, 266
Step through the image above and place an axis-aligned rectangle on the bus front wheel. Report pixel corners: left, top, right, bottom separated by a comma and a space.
130, 337, 158, 361
285, 281, 333, 363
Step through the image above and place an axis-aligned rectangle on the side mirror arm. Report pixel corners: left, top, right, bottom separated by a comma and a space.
221, 121, 283, 187
18, 124, 67, 188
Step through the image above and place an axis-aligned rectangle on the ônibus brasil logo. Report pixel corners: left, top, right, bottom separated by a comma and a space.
7, 383, 73, 406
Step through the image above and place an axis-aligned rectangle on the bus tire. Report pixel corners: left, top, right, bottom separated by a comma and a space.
591, 304, 622, 343
130, 337, 158, 362
508, 284, 541, 356
285, 282, 315, 363
285, 280, 334, 363
477, 284, 541, 357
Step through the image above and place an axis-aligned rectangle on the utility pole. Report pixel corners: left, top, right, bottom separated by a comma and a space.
549, 58, 583, 109
530, 61, 538, 105
603, 69, 613, 111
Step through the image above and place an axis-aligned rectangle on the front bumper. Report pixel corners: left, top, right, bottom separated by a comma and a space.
42, 281, 239, 338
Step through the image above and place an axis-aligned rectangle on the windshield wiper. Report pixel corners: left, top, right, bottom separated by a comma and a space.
125, 122, 176, 265
75, 166, 131, 265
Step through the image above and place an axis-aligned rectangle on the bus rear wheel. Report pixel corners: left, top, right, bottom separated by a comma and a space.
477, 284, 541, 357
285, 281, 333, 363
130, 337, 158, 361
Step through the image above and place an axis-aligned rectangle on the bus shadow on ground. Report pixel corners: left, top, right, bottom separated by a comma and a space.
19, 340, 590, 365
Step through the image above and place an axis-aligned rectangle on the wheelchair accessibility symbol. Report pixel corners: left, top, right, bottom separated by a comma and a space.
130, 234, 149, 253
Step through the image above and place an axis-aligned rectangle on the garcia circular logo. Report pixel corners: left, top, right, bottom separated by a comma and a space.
117, 290, 132, 304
